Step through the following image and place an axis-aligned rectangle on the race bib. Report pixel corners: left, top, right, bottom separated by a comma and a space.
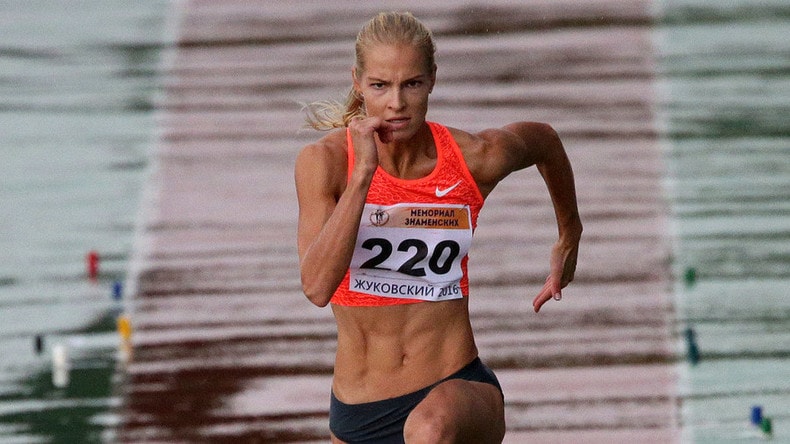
349, 203, 473, 302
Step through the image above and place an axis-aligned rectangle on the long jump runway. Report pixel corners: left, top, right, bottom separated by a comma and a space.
118, 1, 679, 442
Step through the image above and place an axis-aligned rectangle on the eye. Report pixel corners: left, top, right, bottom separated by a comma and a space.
370, 82, 385, 89
406, 80, 422, 88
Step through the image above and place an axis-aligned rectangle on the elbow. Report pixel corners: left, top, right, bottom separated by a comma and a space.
532, 121, 559, 138
298, 253, 342, 307
300, 277, 334, 308
512, 122, 565, 167
307, 293, 332, 308
536, 123, 563, 156
515, 121, 560, 145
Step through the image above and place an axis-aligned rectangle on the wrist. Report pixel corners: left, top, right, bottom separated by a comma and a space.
347, 166, 375, 192
558, 217, 583, 242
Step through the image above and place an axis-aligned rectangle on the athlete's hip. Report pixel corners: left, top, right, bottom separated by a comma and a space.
331, 333, 478, 404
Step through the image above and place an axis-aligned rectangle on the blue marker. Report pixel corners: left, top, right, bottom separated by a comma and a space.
112, 281, 123, 301
751, 405, 763, 426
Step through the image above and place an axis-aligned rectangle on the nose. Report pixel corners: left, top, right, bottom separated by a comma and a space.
387, 87, 405, 110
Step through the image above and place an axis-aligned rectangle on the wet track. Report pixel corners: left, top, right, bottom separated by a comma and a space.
115, 1, 679, 442
5, 0, 788, 442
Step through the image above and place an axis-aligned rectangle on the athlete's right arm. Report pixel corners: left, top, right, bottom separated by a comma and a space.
295, 121, 381, 307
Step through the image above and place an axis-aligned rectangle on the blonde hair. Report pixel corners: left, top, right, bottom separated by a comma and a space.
304, 12, 436, 130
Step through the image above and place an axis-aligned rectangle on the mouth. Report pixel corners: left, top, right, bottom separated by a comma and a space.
385, 117, 411, 130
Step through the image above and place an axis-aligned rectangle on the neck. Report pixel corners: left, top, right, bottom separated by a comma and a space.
376, 123, 436, 180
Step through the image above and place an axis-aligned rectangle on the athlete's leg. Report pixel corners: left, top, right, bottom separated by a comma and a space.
403, 379, 505, 443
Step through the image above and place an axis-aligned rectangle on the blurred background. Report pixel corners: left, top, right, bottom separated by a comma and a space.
0, 0, 787, 442
1, 1, 171, 442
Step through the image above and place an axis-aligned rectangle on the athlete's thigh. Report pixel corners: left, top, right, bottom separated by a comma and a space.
404, 379, 505, 443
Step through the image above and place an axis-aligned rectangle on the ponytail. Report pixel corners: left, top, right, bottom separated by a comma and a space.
303, 87, 366, 130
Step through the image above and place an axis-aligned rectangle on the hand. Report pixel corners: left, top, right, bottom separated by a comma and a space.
348, 116, 394, 173
533, 238, 579, 313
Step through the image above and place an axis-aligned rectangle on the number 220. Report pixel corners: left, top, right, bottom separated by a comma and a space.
359, 238, 460, 277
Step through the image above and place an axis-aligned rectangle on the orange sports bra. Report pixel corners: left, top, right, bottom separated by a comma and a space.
330, 122, 485, 307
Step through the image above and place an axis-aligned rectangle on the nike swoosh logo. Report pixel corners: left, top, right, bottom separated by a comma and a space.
435, 181, 462, 197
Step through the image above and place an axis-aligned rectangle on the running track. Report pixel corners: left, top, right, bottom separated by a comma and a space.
119, 1, 679, 442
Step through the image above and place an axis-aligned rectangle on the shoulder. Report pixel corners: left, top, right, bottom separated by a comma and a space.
297, 129, 347, 163
445, 124, 531, 158
443, 122, 559, 195
445, 124, 527, 182
450, 122, 559, 164
295, 129, 348, 197
296, 129, 348, 171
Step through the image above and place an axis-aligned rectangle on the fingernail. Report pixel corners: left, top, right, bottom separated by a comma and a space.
553, 292, 562, 301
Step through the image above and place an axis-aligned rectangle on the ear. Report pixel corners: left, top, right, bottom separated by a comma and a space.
429, 64, 437, 93
352, 67, 362, 95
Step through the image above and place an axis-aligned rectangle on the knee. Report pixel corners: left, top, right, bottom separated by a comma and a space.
403, 379, 505, 444
403, 403, 457, 444
403, 382, 464, 443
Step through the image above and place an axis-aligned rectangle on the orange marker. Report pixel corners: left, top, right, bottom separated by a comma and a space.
117, 315, 132, 343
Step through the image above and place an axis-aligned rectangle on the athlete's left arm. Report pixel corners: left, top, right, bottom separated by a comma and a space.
499, 122, 583, 312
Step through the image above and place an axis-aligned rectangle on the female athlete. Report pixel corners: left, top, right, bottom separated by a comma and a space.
295, 11, 582, 443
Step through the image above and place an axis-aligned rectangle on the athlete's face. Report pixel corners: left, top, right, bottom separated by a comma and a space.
354, 43, 436, 142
